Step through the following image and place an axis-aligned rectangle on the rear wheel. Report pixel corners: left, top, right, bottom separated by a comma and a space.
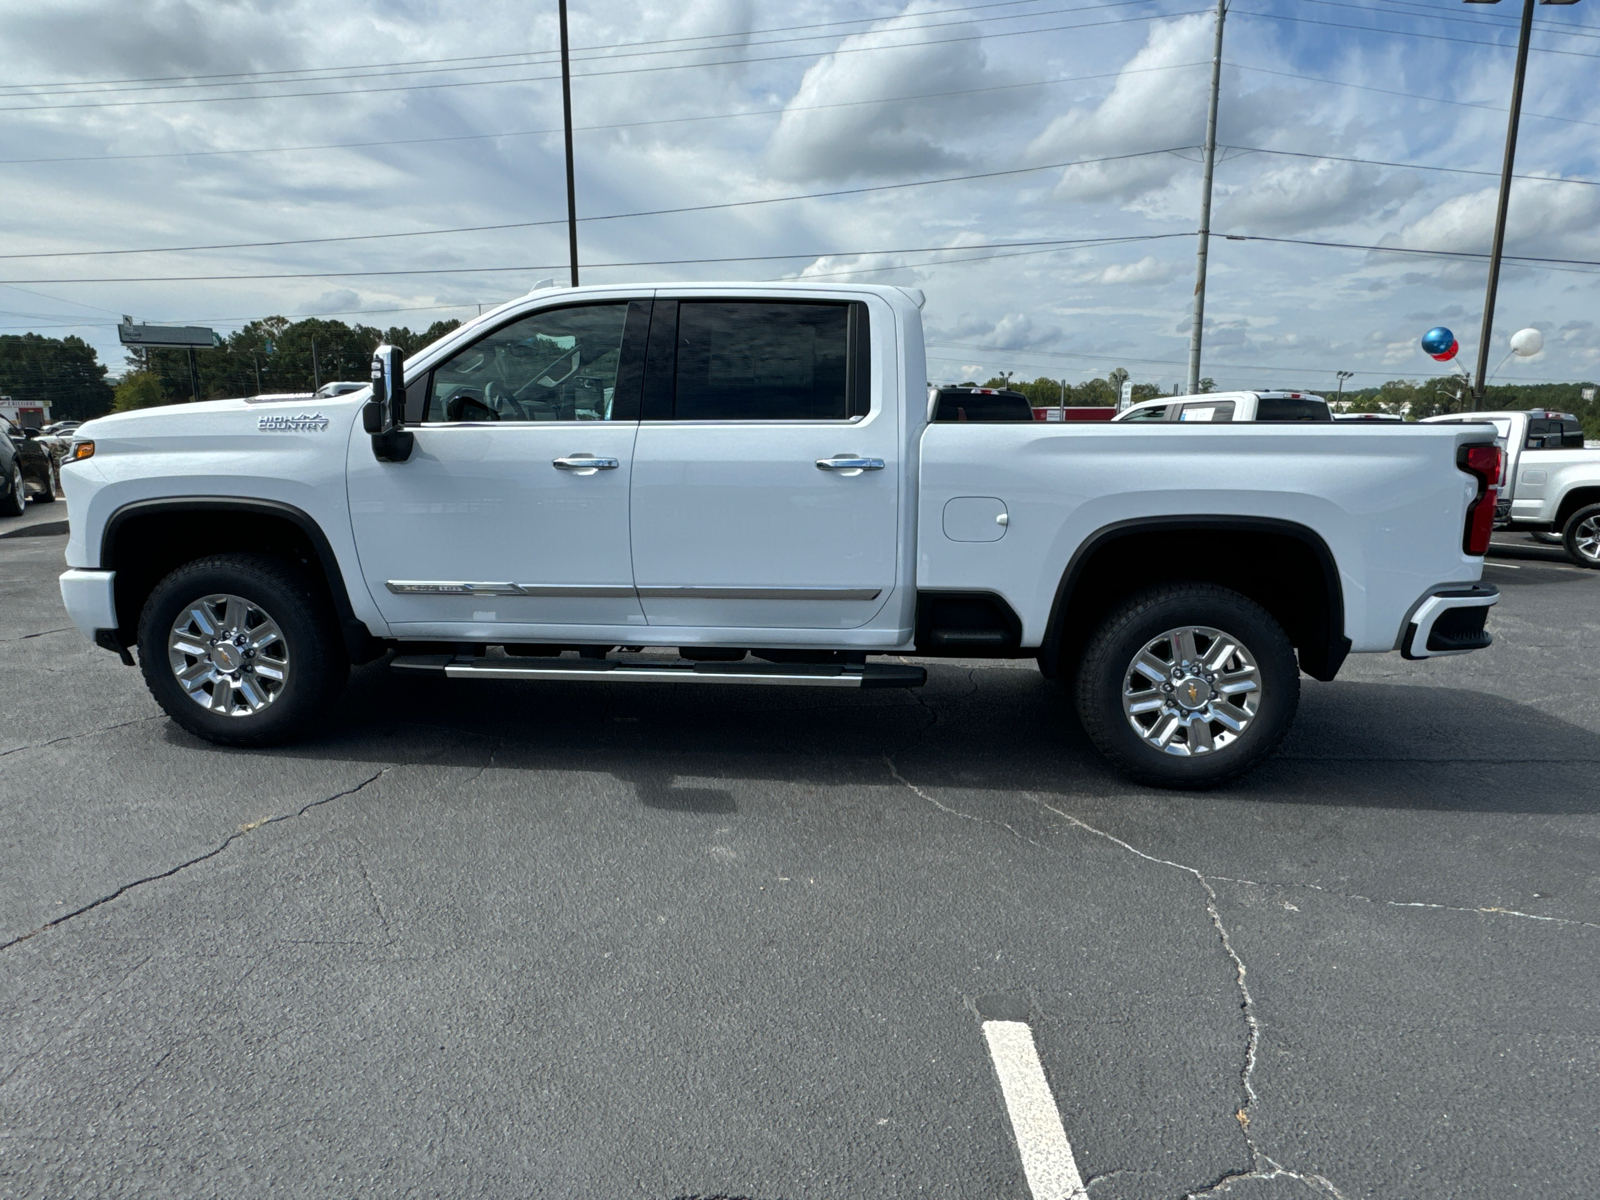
31, 465, 55, 503
1074, 584, 1299, 788
0, 462, 23, 517
1531, 531, 1563, 546
1562, 504, 1600, 569
137, 553, 348, 746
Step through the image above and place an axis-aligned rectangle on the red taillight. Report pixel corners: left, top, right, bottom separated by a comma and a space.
1461, 444, 1501, 555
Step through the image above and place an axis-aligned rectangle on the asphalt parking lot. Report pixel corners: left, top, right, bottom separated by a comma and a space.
2, 528, 1597, 1200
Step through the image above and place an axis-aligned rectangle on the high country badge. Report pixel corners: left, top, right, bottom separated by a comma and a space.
258, 413, 330, 432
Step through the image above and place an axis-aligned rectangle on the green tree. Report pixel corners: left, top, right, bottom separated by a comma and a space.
0, 333, 115, 421
113, 372, 168, 412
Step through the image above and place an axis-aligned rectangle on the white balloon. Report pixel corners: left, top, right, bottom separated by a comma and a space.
1509, 327, 1544, 357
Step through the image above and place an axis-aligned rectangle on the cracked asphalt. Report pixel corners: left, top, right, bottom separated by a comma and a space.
2, 531, 1597, 1199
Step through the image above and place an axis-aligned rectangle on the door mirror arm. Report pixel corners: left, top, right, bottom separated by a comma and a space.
365, 344, 414, 462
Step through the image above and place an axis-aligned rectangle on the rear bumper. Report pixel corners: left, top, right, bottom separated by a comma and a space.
59, 568, 117, 640
1401, 584, 1499, 660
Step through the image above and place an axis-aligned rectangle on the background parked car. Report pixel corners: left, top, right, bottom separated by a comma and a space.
0, 415, 57, 512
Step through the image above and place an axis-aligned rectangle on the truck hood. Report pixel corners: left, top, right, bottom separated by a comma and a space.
77, 394, 358, 440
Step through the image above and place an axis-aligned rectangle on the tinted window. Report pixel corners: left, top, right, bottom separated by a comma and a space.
426, 303, 629, 422
1526, 418, 1585, 449
675, 302, 850, 420
1256, 397, 1331, 422
1121, 404, 1171, 422
1179, 401, 1235, 422
933, 389, 1034, 422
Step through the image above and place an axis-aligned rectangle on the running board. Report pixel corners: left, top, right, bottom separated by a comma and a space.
389, 655, 926, 689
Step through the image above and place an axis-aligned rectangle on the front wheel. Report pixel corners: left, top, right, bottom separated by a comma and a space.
1074, 584, 1300, 788
1562, 504, 1600, 569
137, 553, 349, 746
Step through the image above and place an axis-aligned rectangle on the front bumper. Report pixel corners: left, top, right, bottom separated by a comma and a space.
59, 569, 117, 640
1401, 584, 1499, 660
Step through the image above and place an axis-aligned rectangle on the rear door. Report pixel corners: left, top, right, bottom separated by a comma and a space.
628, 296, 899, 630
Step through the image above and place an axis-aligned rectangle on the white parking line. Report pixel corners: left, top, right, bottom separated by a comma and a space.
982, 1019, 1088, 1200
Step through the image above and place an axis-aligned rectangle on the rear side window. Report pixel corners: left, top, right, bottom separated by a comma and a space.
1121, 404, 1171, 422
1256, 396, 1331, 422
1179, 401, 1235, 422
673, 301, 865, 420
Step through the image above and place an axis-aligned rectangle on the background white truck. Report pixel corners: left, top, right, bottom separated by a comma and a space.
1113, 390, 1333, 423
57, 283, 1501, 786
1423, 409, 1600, 568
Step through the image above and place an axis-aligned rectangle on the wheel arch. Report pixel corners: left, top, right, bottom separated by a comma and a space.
1038, 515, 1350, 683
1554, 486, 1600, 531
101, 497, 383, 663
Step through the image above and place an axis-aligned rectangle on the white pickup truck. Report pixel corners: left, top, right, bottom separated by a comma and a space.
1422, 409, 1600, 568
1114, 390, 1332, 423
56, 283, 1502, 786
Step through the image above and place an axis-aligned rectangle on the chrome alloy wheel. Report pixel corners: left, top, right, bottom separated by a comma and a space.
1121, 625, 1262, 757
1574, 513, 1600, 564
167, 593, 290, 716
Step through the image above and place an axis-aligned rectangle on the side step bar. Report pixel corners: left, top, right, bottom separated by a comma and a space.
390, 654, 926, 690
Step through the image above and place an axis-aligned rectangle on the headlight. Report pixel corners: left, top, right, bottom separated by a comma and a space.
68, 441, 95, 461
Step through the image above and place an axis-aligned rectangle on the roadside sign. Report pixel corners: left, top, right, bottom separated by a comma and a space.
117, 321, 222, 349
1118, 380, 1134, 410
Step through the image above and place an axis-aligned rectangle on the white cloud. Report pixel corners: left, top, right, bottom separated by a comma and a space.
763, 1, 1029, 182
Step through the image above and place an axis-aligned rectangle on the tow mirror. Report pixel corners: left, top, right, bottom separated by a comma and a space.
365, 344, 413, 462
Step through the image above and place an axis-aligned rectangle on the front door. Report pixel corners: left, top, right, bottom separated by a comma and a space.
348, 299, 650, 636
628, 296, 900, 630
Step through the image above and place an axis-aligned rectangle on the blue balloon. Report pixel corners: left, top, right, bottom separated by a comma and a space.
1421, 326, 1455, 357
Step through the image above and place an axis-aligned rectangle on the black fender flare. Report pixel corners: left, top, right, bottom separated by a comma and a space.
1038, 514, 1351, 682
100, 496, 383, 664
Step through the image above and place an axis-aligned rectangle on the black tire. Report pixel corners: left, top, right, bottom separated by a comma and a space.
1561, 503, 1600, 569
137, 553, 349, 746
1531, 531, 1563, 546
0, 462, 23, 517
1074, 583, 1300, 789
31, 466, 55, 503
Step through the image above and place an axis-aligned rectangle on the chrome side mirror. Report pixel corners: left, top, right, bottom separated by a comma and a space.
365, 344, 413, 462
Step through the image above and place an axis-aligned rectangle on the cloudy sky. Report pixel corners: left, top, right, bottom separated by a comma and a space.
0, 0, 1597, 392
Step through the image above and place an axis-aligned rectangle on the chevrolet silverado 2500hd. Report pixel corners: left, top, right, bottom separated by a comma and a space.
57, 283, 1501, 786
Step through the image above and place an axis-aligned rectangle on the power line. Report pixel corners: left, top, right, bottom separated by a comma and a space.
0, 232, 1193, 286
0, 147, 1195, 262
0, 8, 1209, 114
0, 0, 1166, 102
1224, 144, 1600, 188
1218, 232, 1600, 272
0, 0, 1141, 93
1233, 6, 1600, 60
1226, 62, 1600, 132
1295, 0, 1600, 41
0, 61, 1208, 167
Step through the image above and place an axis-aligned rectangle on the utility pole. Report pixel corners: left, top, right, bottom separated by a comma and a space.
312, 337, 321, 391
1186, 0, 1228, 396
559, 0, 580, 287
1469, 0, 1542, 404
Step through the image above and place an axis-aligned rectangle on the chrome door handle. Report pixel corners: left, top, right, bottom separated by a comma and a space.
552, 455, 620, 471
815, 455, 885, 471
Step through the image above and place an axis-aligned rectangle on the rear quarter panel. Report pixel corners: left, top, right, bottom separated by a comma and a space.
917, 423, 1492, 652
